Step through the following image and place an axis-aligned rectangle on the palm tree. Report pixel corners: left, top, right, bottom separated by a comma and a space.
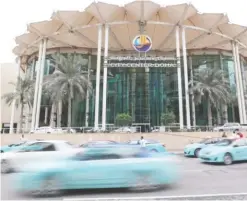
2, 76, 34, 133
43, 53, 91, 128
189, 67, 231, 127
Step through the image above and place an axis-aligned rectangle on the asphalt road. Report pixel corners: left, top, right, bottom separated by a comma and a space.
1, 156, 247, 200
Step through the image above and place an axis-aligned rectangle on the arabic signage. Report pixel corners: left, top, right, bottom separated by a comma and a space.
104, 56, 177, 68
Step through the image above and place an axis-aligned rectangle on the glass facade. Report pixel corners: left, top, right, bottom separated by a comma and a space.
27, 52, 246, 128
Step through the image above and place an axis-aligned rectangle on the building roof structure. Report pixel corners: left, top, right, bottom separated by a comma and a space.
13, 0, 247, 59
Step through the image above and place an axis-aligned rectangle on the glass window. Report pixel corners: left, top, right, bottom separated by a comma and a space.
233, 139, 247, 147
215, 139, 235, 146
75, 153, 122, 161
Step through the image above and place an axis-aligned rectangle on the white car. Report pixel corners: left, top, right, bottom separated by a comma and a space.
0, 140, 82, 174
113, 127, 136, 133
29, 127, 63, 134
213, 123, 247, 132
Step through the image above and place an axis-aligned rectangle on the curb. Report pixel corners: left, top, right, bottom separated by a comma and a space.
62, 193, 247, 201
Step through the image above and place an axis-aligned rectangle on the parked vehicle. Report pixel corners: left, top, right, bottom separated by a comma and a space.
213, 122, 247, 132
1, 140, 81, 174
184, 137, 224, 157
80, 140, 119, 147
199, 138, 247, 165
14, 146, 180, 196
29, 127, 64, 134
126, 139, 167, 153
112, 127, 133, 133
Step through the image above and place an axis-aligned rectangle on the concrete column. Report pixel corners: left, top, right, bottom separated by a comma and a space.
85, 54, 92, 127
232, 42, 243, 123
102, 24, 109, 131
235, 43, 247, 123
176, 26, 184, 130
35, 39, 47, 129
31, 41, 43, 130
94, 25, 102, 130
188, 56, 196, 128
181, 27, 191, 130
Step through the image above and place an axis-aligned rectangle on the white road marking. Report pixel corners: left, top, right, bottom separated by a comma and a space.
63, 192, 247, 200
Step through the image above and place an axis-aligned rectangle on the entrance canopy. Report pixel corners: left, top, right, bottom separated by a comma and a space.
13, 0, 247, 58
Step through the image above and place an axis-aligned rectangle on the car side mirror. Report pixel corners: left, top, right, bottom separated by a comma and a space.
233, 145, 239, 148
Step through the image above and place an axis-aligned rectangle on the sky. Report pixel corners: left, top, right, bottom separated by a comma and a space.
0, 0, 246, 63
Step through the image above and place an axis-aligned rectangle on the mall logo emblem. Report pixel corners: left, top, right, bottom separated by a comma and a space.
133, 35, 152, 53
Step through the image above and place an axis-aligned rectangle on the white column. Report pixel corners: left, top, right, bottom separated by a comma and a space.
176, 26, 184, 130
31, 41, 43, 130
35, 39, 47, 129
241, 59, 247, 122
188, 56, 196, 128
232, 42, 243, 123
102, 24, 109, 131
9, 58, 21, 134
181, 27, 191, 130
85, 54, 92, 127
94, 25, 102, 130
235, 43, 247, 123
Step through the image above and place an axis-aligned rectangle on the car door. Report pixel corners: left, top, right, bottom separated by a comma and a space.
231, 139, 247, 161
241, 139, 247, 160
12, 142, 57, 167
67, 152, 125, 189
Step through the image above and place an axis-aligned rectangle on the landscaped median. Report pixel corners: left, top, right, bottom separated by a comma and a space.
0, 132, 226, 151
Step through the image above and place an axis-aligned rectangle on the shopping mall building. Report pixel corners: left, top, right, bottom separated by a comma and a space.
13, 0, 247, 131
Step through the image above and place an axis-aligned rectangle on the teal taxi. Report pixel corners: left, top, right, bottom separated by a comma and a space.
184, 137, 223, 157
199, 138, 247, 165
14, 146, 179, 196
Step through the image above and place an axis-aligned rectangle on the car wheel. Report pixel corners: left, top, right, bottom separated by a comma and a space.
150, 149, 158, 153
194, 148, 201, 158
219, 129, 223, 132
130, 173, 154, 192
1, 150, 3, 153
31, 176, 61, 197
223, 153, 233, 165
1, 160, 12, 174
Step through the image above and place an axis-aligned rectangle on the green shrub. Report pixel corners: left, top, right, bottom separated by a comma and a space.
115, 113, 132, 126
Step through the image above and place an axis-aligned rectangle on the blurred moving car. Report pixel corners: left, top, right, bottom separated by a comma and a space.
1, 140, 81, 174
213, 122, 247, 132
80, 140, 119, 147
14, 146, 180, 196
0, 141, 42, 153
126, 139, 167, 153
199, 138, 247, 165
184, 137, 224, 158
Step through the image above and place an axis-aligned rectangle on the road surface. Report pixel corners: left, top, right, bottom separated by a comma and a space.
1, 156, 247, 200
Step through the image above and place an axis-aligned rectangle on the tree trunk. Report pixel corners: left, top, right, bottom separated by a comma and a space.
222, 104, 228, 123
189, 61, 196, 129
57, 101, 62, 127
49, 103, 55, 127
217, 104, 221, 125
191, 93, 196, 128
18, 103, 24, 134
232, 104, 236, 122
207, 98, 213, 129
67, 97, 72, 128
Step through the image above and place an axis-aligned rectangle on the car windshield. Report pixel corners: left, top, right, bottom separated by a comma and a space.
199, 139, 212, 144
215, 139, 234, 146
